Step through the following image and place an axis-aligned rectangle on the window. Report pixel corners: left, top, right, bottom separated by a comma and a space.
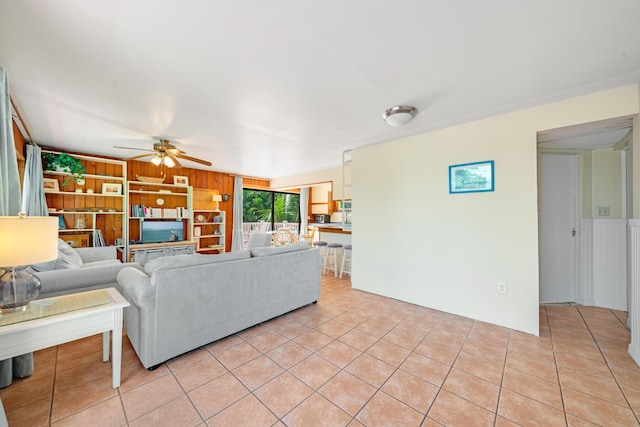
243, 189, 300, 229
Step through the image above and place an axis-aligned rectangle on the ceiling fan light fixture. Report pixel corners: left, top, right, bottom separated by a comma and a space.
151, 156, 162, 166
163, 156, 175, 168
382, 105, 418, 126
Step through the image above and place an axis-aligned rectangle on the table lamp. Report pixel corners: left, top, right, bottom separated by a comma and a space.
0, 213, 58, 313
212, 194, 222, 212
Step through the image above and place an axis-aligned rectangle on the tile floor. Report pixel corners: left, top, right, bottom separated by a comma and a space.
2, 276, 640, 426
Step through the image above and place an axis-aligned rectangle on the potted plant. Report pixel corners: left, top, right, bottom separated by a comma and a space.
42, 152, 86, 186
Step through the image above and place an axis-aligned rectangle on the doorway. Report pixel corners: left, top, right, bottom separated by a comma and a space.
539, 153, 578, 303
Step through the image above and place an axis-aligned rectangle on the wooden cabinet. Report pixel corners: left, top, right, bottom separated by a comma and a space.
126, 180, 194, 261
193, 210, 225, 253
43, 150, 127, 253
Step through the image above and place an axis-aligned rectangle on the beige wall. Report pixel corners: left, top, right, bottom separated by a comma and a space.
592, 148, 623, 218
352, 84, 639, 335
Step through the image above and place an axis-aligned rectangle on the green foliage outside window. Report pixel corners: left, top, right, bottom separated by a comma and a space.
243, 189, 300, 224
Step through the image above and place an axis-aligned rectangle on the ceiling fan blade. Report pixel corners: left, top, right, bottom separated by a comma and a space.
176, 154, 212, 167
169, 156, 183, 168
126, 153, 155, 161
113, 145, 155, 152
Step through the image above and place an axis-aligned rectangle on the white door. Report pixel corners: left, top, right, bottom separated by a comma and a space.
539, 153, 578, 303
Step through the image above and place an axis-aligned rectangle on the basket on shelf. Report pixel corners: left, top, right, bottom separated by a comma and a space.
136, 175, 165, 183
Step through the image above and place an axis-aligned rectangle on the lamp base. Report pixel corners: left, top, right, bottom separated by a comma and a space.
213, 201, 220, 212
0, 266, 41, 314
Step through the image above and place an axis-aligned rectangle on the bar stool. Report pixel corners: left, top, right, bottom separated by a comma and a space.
312, 241, 328, 266
324, 243, 343, 277
339, 244, 351, 279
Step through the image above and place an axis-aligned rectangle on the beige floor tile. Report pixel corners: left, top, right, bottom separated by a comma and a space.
207, 394, 278, 427
118, 362, 170, 393
165, 347, 211, 371
498, 388, 566, 426
338, 328, 379, 351
52, 395, 127, 427
187, 372, 249, 420
247, 329, 289, 353
400, 353, 450, 387
345, 353, 396, 388
319, 371, 376, 416
213, 341, 261, 370
5, 396, 51, 427
0, 372, 54, 410
366, 339, 411, 367
254, 372, 313, 418
315, 319, 354, 338
232, 355, 284, 391
442, 368, 500, 411
461, 340, 507, 364
382, 327, 424, 351
173, 355, 227, 391
453, 351, 504, 386
414, 340, 460, 366
290, 354, 340, 389
357, 391, 424, 427
426, 328, 468, 349
502, 367, 563, 410
381, 369, 439, 414
128, 395, 201, 427
562, 387, 638, 426
505, 351, 559, 383
428, 390, 495, 427
293, 329, 334, 352
316, 340, 362, 368
120, 373, 183, 421
282, 393, 352, 427
558, 365, 628, 406
204, 334, 243, 354
266, 341, 312, 369
51, 375, 118, 422
356, 319, 395, 337
236, 323, 270, 340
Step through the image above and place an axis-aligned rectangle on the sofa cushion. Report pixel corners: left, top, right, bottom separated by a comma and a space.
246, 232, 273, 249
82, 259, 121, 268
144, 250, 251, 274
250, 242, 309, 257
29, 259, 57, 272
54, 239, 83, 270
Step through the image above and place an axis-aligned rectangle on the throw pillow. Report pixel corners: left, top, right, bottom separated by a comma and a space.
54, 239, 83, 269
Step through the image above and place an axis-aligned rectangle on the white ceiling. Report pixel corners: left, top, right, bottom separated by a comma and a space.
1, 0, 639, 179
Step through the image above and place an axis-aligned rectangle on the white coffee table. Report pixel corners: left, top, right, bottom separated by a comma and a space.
0, 287, 130, 388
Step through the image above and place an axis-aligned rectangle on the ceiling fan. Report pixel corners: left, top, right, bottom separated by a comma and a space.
113, 139, 212, 168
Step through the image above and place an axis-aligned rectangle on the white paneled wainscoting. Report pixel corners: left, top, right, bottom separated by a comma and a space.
580, 219, 628, 311
629, 220, 640, 366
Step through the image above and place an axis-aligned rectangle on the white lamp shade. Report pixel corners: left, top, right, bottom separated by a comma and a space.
151, 156, 162, 166
0, 216, 58, 266
212, 195, 223, 202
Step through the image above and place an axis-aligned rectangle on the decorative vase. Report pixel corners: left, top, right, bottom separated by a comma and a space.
0, 267, 41, 313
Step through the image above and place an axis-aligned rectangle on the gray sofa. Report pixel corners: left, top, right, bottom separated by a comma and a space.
117, 242, 322, 369
31, 243, 140, 299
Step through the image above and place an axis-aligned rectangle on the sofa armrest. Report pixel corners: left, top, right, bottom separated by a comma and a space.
76, 246, 117, 263
117, 267, 155, 308
34, 262, 141, 294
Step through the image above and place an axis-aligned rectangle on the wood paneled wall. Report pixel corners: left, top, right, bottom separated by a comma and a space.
127, 160, 238, 250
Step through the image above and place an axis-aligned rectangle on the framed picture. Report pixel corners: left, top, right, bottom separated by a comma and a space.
43, 178, 60, 192
449, 160, 494, 194
173, 175, 189, 186
101, 183, 122, 195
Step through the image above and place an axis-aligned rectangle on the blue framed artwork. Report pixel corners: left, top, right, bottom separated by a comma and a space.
449, 160, 494, 194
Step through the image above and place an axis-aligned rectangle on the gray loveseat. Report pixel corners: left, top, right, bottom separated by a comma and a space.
31, 241, 140, 299
117, 242, 322, 369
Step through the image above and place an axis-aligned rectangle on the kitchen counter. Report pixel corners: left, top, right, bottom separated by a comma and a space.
309, 223, 351, 246
309, 223, 351, 234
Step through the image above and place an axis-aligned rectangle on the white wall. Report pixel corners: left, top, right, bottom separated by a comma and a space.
592, 149, 623, 218
352, 84, 640, 335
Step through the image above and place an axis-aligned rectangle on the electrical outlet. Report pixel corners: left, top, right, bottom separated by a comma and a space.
497, 282, 507, 294
595, 207, 610, 217
364, 262, 368, 271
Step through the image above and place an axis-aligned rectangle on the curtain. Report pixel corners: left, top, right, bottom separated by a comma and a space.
300, 187, 309, 236
231, 176, 244, 251
0, 67, 34, 388
21, 145, 49, 215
